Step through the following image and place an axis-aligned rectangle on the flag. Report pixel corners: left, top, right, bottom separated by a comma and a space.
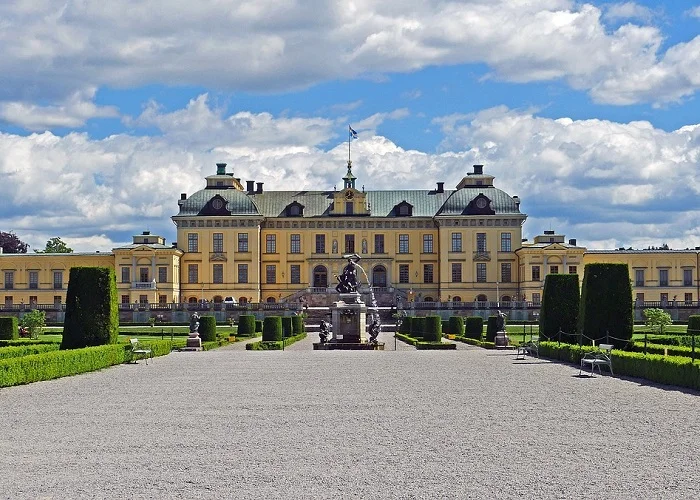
349, 126, 358, 139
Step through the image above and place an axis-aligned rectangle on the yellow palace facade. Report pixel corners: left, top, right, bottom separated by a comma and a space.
1, 162, 699, 317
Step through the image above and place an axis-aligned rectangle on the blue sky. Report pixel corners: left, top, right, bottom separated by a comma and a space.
1, 1, 700, 251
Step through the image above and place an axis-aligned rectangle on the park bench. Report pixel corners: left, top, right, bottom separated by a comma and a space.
515, 340, 538, 360
129, 338, 153, 365
579, 343, 614, 377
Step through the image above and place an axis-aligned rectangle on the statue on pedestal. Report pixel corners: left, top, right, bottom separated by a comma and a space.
368, 319, 380, 344
319, 320, 331, 343
335, 253, 362, 294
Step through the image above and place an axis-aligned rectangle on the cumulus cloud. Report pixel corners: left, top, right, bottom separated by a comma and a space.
0, 0, 698, 115
603, 2, 656, 23
686, 6, 700, 18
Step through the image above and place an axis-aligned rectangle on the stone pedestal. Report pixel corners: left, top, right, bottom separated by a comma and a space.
331, 293, 367, 344
494, 330, 509, 347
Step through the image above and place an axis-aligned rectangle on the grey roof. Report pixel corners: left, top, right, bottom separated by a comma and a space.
112, 244, 175, 251
437, 187, 521, 216
176, 189, 260, 216
585, 249, 699, 254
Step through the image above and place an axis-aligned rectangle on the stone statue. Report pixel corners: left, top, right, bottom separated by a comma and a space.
496, 310, 506, 331
335, 253, 361, 293
319, 320, 330, 343
368, 319, 380, 344
189, 311, 200, 334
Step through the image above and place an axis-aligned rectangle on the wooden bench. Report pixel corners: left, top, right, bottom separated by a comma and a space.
129, 338, 153, 365
579, 343, 613, 377
515, 340, 539, 360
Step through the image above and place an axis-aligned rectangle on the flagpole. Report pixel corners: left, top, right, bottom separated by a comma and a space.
348, 125, 351, 164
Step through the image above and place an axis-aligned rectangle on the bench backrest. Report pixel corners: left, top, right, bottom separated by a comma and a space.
130, 338, 139, 348
598, 343, 613, 352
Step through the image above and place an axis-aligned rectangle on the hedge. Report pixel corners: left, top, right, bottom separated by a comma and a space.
399, 316, 412, 335
61, 267, 119, 349
449, 316, 465, 337
246, 332, 307, 350
255, 320, 263, 333
0, 317, 18, 340
281, 317, 293, 338
198, 316, 217, 342
238, 315, 257, 336
442, 320, 450, 335
485, 316, 498, 343
292, 315, 305, 334
262, 316, 283, 341
689, 315, 700, 335
464, 317, 482, 340
423, 316, 442, 342
0, 343, 60, 360
539, 274, 580, 342
395, 332, 455, 349
411, 317, 426, 339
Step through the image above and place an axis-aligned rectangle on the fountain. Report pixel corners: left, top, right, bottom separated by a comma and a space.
313, 253, 384, 350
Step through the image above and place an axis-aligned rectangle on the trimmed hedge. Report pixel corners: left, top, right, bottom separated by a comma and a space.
198, 316, 217, 342
442, 320, 450, 335
282, 317, 293, 338
578, 263, 633, 348
411, 317, 426, 339
424, 316, 442, 342
416, 342, 456, 350
539, 274, 580, 342
399, 316, 412, 335
246, 332, 307, 350
464, 317, 482, 340
689, 315, 700, 335
238, 315, 256, 336
0, 317, 19, 340
61, 267, 119, 349
255, 320, 263, 333
449, 316, 465, 337
485, 316, 498, 343
262, 316, 283, 341
0, 343, 60, 360
292, 315, 305, 335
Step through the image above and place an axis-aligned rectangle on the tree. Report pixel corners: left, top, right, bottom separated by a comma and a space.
35, 237, 72, 253
643, 308, 672, 335
539, 274, 580, 343
20, 310, 46, 339
0, 231, 29, 253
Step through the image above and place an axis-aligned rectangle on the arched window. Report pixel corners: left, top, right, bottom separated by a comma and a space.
266, 297, 276, 303
213, 295, 223, 303
476, 294, 487, 302
313, 265, 328, 288
239, 297, 248, 304
452, 296, 462, 303
501, 295, 511, 303
188, 297, 198, 303
372, 265, 387, 287
424, 296, 434, 302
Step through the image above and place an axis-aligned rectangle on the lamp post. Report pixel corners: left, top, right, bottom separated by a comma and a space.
496, 281, 500, 308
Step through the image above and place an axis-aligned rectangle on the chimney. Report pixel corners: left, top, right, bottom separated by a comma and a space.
473, 164, 483, 175
513, 195, 520, 207
569, 239, 577, 246
172, 242, 178, 248
216, 163, 226, 175
256, 182, 264, 194
436, 182, 444, 193
544, 230, 555, 235
246, 180, 255, 193
180, 193, 186, 200
142, 231, 150, 235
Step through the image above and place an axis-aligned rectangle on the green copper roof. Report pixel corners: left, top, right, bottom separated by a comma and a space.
438, 187, 521, 215
176, 189, 260, 216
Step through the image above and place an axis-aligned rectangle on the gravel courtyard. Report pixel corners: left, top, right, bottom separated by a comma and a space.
1, 333, 698, 499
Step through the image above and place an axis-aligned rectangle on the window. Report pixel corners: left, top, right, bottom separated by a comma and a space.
399, 264, 410, 284
238, 264, 248, 284
237, 233, 248, 252
345, 202, 354, 215
501, 263, 511, 283
213, 264, 223, 284
398, 234, 409, 254
635, 269, 645, 287
423, 234, 433, 253
290, 234, 301, 254
266, 265, 276, 284
549, 265, 559, 275
476, 233, 487, 252
684, 269, 693, 286
344, 234, 355, 254
315, 234, 326, 254
372, 266, 387, 287
659, 269, 669, 287
290, 265, 301, 284
188, 264, 198, 284
53, 271, 63, 289
636, 293, 644, 302
476, 263, 487, 283
398, 204, 410, 216
139, 267, 149, 282
568, 266, 577, 275
188, 233, 199, 252
29, 271, 38, 289
661, 293, 668, 304
213, 233, 223, 253
139, 295, 147, 305
4, 271, 13, 289
451, 263, 462, 283
685, 293, 693, 304
423, 264, 434, 283
500, 233, 512, 252
532, 266, 540, 281
532, 293, 541, 305
121, 295, 130, 304
266, 234, 276, 253
159, 295, 167, 305
374, 234, 385, 253
451, 233, 462, 252
158, 267, 167, 283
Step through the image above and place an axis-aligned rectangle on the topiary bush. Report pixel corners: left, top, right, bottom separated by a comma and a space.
411, 317, 426, 339
442, 320, 450, 335
578, 263, 633, 348
464, 316, 482, 340
281, 316, 293, 338
688, 315, 700, 336
399, 316, 412, 335
0, 317, 19, 340
449, 316, 465, 337
198, 315, 217, 342
238, 315, 256, 336
262, 316, 283, 341
485, 316, 498, 343
539, 274, 580, 343
61, 267, 119, 349
292, 315, 304, 335
255, 320, 263, 333
423, 316, 442, 342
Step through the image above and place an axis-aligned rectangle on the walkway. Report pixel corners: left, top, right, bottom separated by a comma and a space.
0, 343, 698, 498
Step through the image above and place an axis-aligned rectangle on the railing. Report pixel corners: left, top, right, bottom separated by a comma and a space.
132, 281, 156, 290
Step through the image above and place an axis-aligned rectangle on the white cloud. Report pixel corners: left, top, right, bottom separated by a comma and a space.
686, 6, 700, 18
603, 2, 655, 23
0, 0, 697, 115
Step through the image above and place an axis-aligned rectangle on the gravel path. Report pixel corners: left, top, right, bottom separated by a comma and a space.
1, 344, 698, 499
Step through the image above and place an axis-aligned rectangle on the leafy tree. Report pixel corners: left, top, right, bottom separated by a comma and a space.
643, 308, 672, 335
0, 231, 29, 253
35, 237, 73, 253
20, 310, 46, 339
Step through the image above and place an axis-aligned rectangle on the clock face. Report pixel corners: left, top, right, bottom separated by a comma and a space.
345, 190, 354, 200
476, 198, 487, 209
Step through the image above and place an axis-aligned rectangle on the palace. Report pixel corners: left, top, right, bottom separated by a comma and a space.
0, 162, 698, 318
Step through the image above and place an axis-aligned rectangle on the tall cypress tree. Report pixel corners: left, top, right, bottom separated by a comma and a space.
539, 274, 580, 343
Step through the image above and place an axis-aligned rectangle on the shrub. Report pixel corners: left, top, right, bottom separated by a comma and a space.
198, 316, 217, 342
246, 332, 307, 350
442, 320, 450, 335
485, 316, 498, 343
0, 317, 18, 340
255, 320, 263, 333
281, 317, 293, 338
238, 315, 256, 336
292, 315, 304, 334
262, 316, 283, 341
411, 317, 426, 339
578, 263, 633, 348
20, 310, 46, 339
423, 316, 442, 342
61, 267, 119, 349
643, 308, 672, 335
464, 317, 482, 340
416, 342, 456, 350
398, 316, 412, 335
688, 315, 700, 336
539, 274, 580, 342
0, 343, 60, 360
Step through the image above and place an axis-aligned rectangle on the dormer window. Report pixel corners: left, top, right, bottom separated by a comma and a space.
286, 201, 304, 217
395, 201, 413, 217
